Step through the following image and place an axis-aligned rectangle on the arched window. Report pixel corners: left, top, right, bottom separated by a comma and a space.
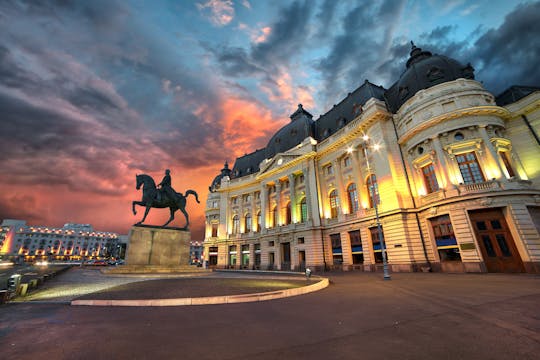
300, 198, 308, 223
244, 213, 252, 233
271, 206, 278, 227
366, 174, 380, 207
329, 190, 339, 218
347, 183, 358, 213
285, 202, 292, 225
232, 215, 239, 235
256, 211, 261, 232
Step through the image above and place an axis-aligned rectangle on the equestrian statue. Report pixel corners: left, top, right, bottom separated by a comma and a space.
132, 169, 200, 229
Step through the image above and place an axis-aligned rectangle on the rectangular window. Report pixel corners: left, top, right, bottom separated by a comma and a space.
421, 163, 439, 193
300, 199, 308, 222
499, 151, 515, 178
456, 152, 485, 184
349, 230, 363, 264
430, 214, 461, 261
229, 245, 237, 266
325, 164, 333, 175
211, 223, 218, 238
369, 227, 386, 263
343, 157, 351, 168
297, 237, 304, 244
330, 233, 342, 265
241, 244, 250, 266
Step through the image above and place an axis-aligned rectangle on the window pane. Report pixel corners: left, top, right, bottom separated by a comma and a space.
456, 152, 485, 184
329, 190, 339, 218
490, 220, 502, 230
347, 183, 358, 213
495, 234, 512, 257
476, 221, 487, 231
482, 235, 496, 257
422, 163, 439, 193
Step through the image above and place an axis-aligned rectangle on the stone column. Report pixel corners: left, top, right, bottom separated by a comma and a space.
304, 163, 320, 226
275, 181, 282, 226
250, 191, 256, 233
333, 158, 346, 215
288, 174, 297, 223
260, 183, 268, 231
479, 125, 505, 180
239, 194, 245, 234
431, 135, 451, 189
350, 147, 368, 210
249, 243, 255, 269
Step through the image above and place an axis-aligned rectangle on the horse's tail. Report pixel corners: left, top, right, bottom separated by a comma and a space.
185, 190, 200, 203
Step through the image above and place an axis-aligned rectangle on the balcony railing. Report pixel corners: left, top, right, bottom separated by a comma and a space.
458, 180, 501, 195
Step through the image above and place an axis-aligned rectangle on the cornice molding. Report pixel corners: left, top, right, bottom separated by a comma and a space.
399, 106, 510, 144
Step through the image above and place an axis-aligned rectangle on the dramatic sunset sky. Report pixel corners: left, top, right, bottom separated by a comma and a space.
1, 0, 539, 240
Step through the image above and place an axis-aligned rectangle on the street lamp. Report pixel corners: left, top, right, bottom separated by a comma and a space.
362, 135, 391, 280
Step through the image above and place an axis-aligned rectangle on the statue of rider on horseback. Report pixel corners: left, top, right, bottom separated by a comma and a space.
156, 169, 175, 203
132, 169, 199, 229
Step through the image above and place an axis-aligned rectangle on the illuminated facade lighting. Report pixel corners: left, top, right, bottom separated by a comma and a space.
203, 46, 540, 274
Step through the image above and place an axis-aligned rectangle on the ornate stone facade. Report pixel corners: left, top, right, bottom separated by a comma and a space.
203, 46, 540, 273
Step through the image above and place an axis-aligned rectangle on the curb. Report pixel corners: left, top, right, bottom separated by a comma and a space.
70, 277, 329, 307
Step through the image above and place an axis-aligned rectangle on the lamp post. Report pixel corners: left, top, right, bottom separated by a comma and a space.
362, 135, 391, 280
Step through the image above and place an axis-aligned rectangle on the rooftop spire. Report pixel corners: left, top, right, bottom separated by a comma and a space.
406, 41, 432, 68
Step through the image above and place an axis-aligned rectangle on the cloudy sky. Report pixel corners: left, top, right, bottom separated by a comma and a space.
1, 0, 539, 239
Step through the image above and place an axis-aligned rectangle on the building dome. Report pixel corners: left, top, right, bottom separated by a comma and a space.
264, 104, 314, 159
385, 42, 475, 113
209, 161, 232, 192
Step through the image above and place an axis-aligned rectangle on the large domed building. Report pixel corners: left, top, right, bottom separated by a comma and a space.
204, 44, 540, 274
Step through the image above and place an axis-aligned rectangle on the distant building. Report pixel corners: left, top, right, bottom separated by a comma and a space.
203, 44, 540, 274
0, 219, 119, 261
190, 240, 204, 265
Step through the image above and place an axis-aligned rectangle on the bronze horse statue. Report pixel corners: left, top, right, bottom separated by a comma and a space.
132, 174, 200, 229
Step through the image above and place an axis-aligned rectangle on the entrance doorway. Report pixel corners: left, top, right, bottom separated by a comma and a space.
298, 250, 306, 271
281, 242, 291, 271
469, 208, 524, 273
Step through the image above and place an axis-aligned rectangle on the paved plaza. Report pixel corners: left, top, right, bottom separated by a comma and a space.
1, 268, 539, 359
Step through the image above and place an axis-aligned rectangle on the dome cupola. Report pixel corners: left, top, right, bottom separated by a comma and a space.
209, 161, 232, 192
385, 42, 475, 113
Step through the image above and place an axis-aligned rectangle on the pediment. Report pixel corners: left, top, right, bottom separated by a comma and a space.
259, 153, 300, 175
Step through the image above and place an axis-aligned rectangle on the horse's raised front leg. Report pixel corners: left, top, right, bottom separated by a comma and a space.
132, 201, 141, 215
162, 207, 176, 227
136, 206, 152, 225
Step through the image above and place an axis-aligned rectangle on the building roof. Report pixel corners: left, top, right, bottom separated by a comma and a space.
314, 80, 386, 141
495, 85, 540, 106
230, 149, 267, 179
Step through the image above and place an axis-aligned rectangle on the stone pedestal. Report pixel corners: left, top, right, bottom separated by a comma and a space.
126, 226, 190, 266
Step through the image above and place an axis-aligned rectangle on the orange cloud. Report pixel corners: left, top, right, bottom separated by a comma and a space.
254, 26, 272, 43
261, 69, 315, 114
220, 96, 285, 157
